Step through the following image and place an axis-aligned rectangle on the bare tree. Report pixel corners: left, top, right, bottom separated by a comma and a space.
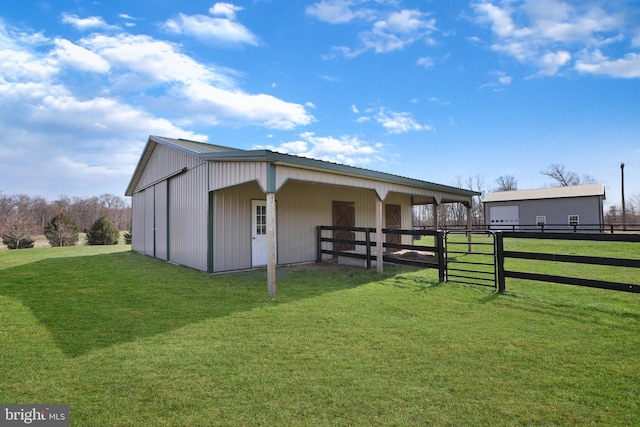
494, 175, 517, 192
541, 164, 596, 187
1, 209, 35, 249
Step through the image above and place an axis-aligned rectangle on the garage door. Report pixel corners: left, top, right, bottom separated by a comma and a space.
489, 205, 519, 230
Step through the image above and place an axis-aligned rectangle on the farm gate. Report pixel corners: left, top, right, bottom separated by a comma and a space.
444, 230, 497, 288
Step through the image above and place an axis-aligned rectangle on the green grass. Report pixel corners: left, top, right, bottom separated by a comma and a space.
1, 244, 639, 426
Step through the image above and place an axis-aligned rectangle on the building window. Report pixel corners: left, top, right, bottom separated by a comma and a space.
536, 216, 546, 226
568, 215, 579, 226
256, 205, 266, 235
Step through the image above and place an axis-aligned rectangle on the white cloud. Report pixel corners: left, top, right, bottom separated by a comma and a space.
209, 2, 243, 19
0, 16, 316, 198
575, 50, 640, 78
471, 0, 630, 77
537, 50, 571, 75
163, 4, 259, 46
308, 2, 437, 56
480, 71, 513, 90
52, 38, 110, 73
376, 108, 433, 134
257, 131, 384, 166
417, 56, 435, 68
306, 0, 360, 24
61, 13, 119, 31
77, 33, 313, 128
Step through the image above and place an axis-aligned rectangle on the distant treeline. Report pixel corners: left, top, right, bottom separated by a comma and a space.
0, 193, 131, 233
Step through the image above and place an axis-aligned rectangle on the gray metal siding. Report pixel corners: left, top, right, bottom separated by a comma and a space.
212, 181, 264, 272
131, 191, 146, 253
154, 181, 168, 261
143, 189, 155, 256
136, 144, 202, 192
210, 161, 267, 192
486, 196, 603, 230
168, 163, 208, 271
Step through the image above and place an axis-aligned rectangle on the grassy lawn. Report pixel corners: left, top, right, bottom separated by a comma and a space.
1, 243, 639, 426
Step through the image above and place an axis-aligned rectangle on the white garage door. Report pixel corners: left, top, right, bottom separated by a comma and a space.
489, 205, 519, 230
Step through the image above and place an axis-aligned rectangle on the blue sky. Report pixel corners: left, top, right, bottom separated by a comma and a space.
1, 0, 639, 206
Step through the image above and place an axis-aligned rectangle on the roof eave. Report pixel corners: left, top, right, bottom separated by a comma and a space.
127, 136, 480, 199
201, 149, 479, 197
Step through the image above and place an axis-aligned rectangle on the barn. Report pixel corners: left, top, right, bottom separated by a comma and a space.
483, 184, 606, 231
125, 136, 478, 294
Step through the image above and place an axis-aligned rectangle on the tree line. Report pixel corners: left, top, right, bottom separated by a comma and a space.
0, 193, 131, 248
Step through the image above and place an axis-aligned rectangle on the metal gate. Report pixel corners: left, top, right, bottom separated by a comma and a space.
445, 230, 497, 289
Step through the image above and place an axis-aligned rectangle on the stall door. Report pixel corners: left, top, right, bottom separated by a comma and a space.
385, 204, 401, 246
332, 201, 355, 252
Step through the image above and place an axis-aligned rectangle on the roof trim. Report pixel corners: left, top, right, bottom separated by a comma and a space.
126, 135, 480, 198
482, 184, 606, 203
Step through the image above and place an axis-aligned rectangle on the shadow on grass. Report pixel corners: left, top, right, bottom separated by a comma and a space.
0, 251, 382, 357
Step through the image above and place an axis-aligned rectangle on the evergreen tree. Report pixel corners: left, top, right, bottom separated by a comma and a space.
44, 212, 79, 247
87, 215, 120, 245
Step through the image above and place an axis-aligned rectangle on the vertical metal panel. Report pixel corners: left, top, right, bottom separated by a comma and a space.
154, 181, 168, 260
144, 189, 155, 256
168, 164, 208, 271
212, 181, 264, 272
275, 165, 472, 206
136, 144, 201, 192
209, 161, 267, 191
131, 191, 145, 253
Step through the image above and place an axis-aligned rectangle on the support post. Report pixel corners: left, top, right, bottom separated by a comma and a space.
466, 204, 473, 253
376, 197, 384, 274
316, 226, 322, 263
266, 192, 277, 298
432, 202, 439, 230
437, 231, 446, 282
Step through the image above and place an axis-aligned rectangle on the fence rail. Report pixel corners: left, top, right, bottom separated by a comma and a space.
316, 225, 640, 294
496, 232, 640, 294
422, 223, 640, 233
316, 226, 445, 280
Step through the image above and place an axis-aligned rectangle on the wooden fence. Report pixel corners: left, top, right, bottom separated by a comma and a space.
316, 226, 445, 281
496, 232, 640, 293
316, 226, 640, 294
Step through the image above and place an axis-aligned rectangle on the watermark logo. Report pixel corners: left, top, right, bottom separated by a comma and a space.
1, 405, 69, 426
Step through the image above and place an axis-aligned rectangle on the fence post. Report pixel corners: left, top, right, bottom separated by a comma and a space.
316, 226, 322, 263
495, 232, 506, 294
437, 230, 446, 283
365, 229, 371, 269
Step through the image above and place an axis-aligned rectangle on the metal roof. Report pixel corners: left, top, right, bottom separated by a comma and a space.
156, 137, 243, 154
482, 184, 606, 203
126, 135, 480, 197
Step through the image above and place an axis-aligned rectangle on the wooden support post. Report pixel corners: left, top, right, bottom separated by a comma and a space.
432, 202, 439, 230
376, 197, 384, 274
267, 192, 277, 298
467, 204, 473, 253
316, 226, 322, 263
437, 231, 446, 282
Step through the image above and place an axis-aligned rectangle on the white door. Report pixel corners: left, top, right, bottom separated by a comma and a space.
251, 200, 268, 266
489, 205, 519, 230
